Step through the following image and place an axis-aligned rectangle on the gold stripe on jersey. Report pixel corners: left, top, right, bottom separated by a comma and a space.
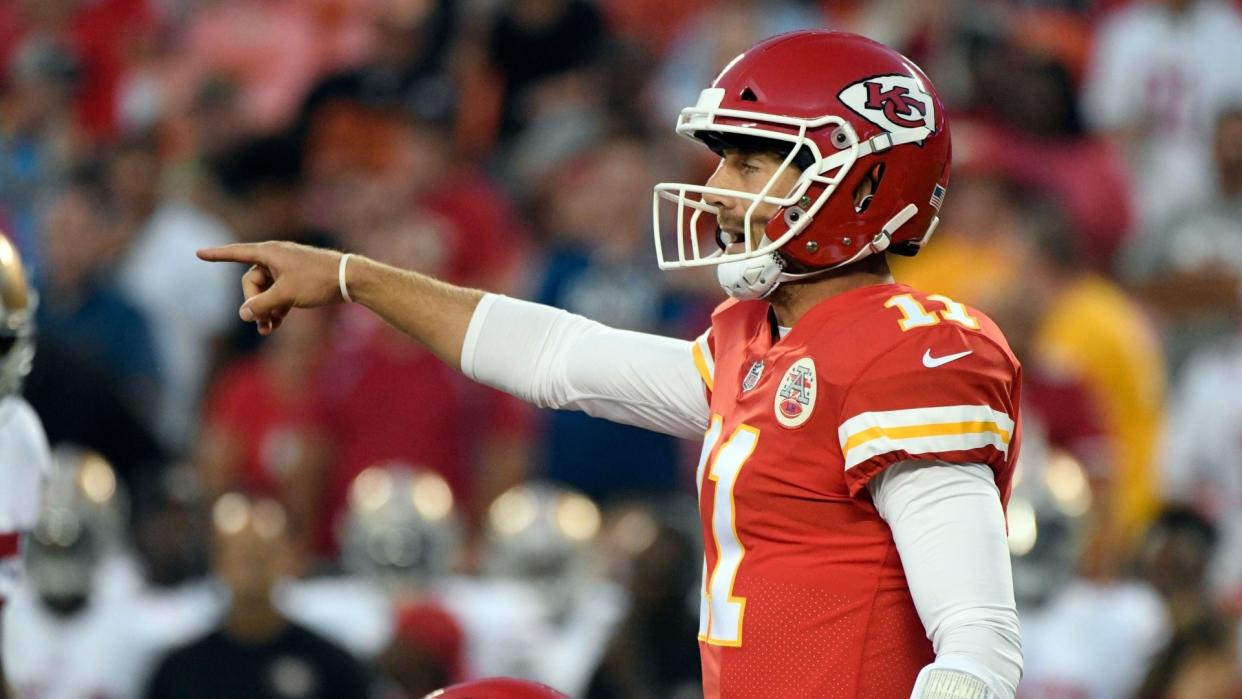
692, 331, 715, 392
838, 405, 1014, 471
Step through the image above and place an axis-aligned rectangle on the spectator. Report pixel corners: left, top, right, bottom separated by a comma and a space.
294, 0, 457, 145
302, 206, 532, 553
37, 169, 161, 415
1018, 197, 1167, 550
487, 0, 609, 144
1124, 106, 1242, 371
1135, 508, 1241, 699
1011, 435, 1169, 699
959, 30, 1135, 269
23, 337, 166, 489
211, 132, 337, 358
3, 450, 215, 698
163, 0, 327, 134
1082, 0, 1242, 231
585, 500, 702, 699
0, 0, 156, 143
0, 37, 79, 266
376, 602, 465, 699
145, 493, 370, 698
530, 135, 706, 503
653, 0, 826, 128
110, 129, 238, 452
195, 308, 332, 539
1162, 318, 1242, 611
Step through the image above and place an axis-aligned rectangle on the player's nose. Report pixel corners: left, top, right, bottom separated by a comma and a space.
703, 166, 742, 213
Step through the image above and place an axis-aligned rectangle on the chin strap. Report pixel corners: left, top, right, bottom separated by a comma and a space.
717, 203, 923, 300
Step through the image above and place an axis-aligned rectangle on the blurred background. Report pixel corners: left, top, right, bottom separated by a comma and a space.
2, 0, 1242, 696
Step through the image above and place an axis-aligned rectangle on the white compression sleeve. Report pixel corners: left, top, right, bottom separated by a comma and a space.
460, 294, 710, 440
868, 461, 1023, 699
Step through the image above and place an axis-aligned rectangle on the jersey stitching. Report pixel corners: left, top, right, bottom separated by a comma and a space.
852, 534, 900, 695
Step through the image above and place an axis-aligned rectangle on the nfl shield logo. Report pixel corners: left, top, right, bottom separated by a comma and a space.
742, 361, 764, 392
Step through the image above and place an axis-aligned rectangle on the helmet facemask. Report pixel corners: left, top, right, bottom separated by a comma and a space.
0, 236, 35, 397
651, 87, 865, 280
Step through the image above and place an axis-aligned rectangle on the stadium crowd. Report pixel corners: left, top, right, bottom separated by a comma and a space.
3, 0, 1242, 696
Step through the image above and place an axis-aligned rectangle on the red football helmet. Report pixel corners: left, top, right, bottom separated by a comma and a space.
652, 30, 951, 299
424, 677, 569, 699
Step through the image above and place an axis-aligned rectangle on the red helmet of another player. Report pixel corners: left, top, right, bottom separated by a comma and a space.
652, 31, 951, 298
424, 677, 569, 699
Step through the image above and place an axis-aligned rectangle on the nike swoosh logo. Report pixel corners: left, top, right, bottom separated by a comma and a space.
922, 349, 973, 368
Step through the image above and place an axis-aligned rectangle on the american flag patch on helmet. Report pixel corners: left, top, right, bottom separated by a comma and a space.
929, 184, 946, 211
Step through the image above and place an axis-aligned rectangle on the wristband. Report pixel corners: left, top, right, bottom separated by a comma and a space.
339, 253, 354, 303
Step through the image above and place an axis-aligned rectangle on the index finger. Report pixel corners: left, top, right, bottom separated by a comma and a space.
197, 243, 269, 265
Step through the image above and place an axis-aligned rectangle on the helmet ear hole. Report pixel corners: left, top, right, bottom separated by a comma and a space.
740, 87, 758, 101
852, 163, 885, 213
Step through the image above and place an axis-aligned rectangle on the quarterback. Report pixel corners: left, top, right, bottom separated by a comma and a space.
0, 234, 52, 697
202, 32, 1023, 698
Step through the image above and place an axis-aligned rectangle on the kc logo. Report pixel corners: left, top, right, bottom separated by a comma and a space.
839, 74, 936, 138
864, 82, 927, 128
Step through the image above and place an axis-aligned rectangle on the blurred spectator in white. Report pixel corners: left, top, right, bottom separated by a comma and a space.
110, 130, 238, 452
1011, 438, 1169, 699
339, 464, 466, 696
1162, 321, 1242, 612
653, 0, 826, 127
439, 482, 624, 695
3, 450, 215, 699
526, 134, 707, 503
36, 168, 161, 415
1082, 0, 1242, 232
145, 493, 370, 698
1124, 106, 1242, 370
1134, 508, 1241, 699
0, 37, 79, 268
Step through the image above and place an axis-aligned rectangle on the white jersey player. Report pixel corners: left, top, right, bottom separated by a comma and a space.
0, 234, 52, 694
1082, 0, 1242, 230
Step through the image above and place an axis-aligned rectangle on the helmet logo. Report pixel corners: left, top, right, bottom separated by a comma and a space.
864, 83, 926, 128
839, 74, 935, 139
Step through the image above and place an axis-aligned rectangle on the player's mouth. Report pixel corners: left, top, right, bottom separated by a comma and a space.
717, 225, 750, 254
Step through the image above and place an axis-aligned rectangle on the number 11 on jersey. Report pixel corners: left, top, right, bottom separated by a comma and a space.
697, 416, 759, 647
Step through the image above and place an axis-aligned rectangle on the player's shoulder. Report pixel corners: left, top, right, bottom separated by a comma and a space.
0, 395, 52, 472
0, 396, 49, 446
809, 284, 1016, 378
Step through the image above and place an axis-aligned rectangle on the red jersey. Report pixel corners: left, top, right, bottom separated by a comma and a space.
689, 283, 1021, 698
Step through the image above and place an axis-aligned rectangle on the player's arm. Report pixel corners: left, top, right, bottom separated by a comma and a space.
869, 461, 1022, 699
837, 321, 1023, 698
197, 242, 709, 439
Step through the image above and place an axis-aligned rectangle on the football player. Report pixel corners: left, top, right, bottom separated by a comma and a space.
201, 31, 1023, 698
0, 234, 51, 699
